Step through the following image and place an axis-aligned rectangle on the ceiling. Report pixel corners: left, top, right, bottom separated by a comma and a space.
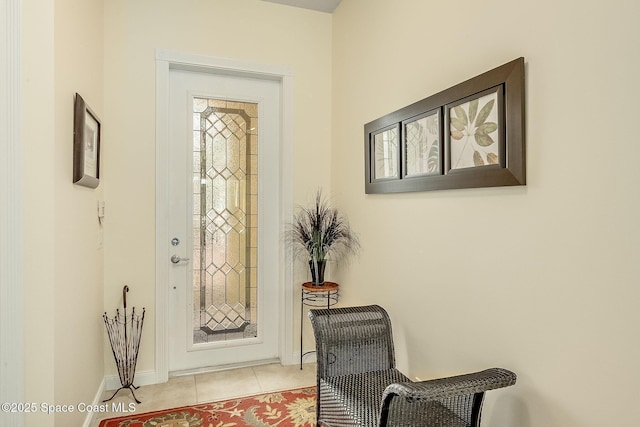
261, 0, 343, 13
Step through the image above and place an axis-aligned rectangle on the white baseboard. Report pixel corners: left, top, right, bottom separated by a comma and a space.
82, 378, 105, 427
104, 370, 159, 391
169, 358, 281, 378
83, 372, 159, 427
103, 351, 303, 391
295, 351, 317, 365
83, 372, 158, 427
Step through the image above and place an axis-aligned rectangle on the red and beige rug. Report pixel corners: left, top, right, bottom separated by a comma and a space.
98, 387, 316, 427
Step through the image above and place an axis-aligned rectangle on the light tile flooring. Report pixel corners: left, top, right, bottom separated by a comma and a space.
91, 362, 317, 426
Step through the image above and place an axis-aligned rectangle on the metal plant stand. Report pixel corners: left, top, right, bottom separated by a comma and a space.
103, 285, 145, 403
300, 281, 339, 369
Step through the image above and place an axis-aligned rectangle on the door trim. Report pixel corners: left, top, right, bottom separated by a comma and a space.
0, 0, 25, 423
155, 49, 295, 383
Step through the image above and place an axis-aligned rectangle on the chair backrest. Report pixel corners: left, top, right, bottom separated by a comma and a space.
309, 305, 396, 378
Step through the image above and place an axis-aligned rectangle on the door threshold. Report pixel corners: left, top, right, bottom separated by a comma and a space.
169, 358, 281, 378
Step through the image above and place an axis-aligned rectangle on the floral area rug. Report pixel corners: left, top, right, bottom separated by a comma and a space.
98, 387, 316, 427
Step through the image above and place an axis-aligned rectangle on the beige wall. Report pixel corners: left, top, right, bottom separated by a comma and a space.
103, 0, 332, 375
331, 0, 640, 426
23, 0, 105, 425
22, 0, 55, 424
53, 0, 105, 423
21, 0, 639, 424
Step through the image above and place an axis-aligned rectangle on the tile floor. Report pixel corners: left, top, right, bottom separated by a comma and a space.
91, 362, 317, 426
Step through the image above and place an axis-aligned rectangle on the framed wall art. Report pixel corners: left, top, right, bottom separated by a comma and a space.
403, 108, 442, 178
372, 124, 400, 181
446, 86, 504, 172
73, 93, 101, 188
364, 57, 525, 193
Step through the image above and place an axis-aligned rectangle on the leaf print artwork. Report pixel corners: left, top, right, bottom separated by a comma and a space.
449, 91, 499, 170
405, 112, 440, 177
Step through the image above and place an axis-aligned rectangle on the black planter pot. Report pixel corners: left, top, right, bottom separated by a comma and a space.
309, 259, 327, 286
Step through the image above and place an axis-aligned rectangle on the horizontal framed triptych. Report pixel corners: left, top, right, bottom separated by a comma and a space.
364, 57, 525, 193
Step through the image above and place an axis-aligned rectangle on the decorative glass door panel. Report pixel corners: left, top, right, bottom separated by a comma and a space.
168, 67, 280, 371
192, 98, 258, 344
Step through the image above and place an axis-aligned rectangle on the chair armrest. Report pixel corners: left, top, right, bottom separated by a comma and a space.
379, 368, 516, 426
382, 368, 516, 402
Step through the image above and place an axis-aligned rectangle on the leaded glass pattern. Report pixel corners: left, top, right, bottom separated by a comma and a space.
192, 97, 258, 344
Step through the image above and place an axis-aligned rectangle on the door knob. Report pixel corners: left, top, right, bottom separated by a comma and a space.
170, 254, 190, 264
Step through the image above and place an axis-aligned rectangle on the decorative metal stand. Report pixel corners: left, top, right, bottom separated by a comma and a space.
300, 281, 339, 369
103, 285, 145, 403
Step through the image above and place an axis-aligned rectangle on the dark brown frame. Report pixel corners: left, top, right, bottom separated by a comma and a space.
364, 57, 525, 193
73, 93, 101, 188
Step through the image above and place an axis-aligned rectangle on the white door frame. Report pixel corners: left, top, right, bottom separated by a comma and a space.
155, 49, 295, 383
0, 0, 24, 425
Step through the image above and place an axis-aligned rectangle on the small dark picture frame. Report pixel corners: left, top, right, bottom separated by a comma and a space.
73, 93, 101, 188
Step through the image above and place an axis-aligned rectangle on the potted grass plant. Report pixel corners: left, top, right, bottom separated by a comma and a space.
291, 190, 360, 285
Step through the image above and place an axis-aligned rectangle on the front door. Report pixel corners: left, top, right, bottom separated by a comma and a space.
167, 67, 281, 372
